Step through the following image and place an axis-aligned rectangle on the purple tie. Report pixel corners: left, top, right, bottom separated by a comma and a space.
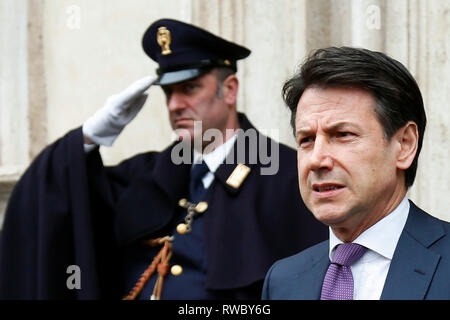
320, 243, 367, 300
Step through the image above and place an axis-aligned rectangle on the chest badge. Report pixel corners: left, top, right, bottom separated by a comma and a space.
226, 164, 251, 189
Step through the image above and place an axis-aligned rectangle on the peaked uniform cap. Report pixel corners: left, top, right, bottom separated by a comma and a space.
142, 18, 251, 85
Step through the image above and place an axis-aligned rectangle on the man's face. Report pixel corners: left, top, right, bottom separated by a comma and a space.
295, 87, 404, 238
162, 71, 232, 144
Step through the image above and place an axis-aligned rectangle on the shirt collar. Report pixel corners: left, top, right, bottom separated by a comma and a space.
192, 134, 237, 173
329, 195, 410, 261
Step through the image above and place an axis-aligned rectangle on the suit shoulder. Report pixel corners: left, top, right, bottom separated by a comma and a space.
407, 201, 450, 252
409, 200, 450, 232
271, 240, 328, 273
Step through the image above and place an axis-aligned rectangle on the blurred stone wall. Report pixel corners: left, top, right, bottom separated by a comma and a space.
1, 0, 449, 227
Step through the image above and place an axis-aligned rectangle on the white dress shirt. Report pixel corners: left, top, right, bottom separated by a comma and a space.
328, 196, 410, 300
192, 134, 237, 189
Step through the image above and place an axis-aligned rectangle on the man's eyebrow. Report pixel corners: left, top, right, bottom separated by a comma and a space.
295, 121, 359, 137
295, 126, 314, 139
326, 121, 355, 130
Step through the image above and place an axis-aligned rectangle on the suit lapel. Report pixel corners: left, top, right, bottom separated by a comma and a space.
299, 255, 329, 299
294, 242, 330, 299
381, 201, 444, 300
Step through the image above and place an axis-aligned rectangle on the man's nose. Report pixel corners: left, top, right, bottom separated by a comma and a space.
167, 92, 186, 112
309, 136, 333, 171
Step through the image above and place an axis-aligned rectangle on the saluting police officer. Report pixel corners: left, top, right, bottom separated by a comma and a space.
0, 19, 327, 300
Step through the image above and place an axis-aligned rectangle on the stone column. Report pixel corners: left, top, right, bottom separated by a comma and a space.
350, 0, 385, 50
406, 0, 450, 218
0, 0, 30, 176
0, 0, 29, 227
0, 0, 47, 227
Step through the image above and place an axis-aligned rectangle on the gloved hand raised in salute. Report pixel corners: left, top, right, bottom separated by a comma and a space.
82, 76, 156, 146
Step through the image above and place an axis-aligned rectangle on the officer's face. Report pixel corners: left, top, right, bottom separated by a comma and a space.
162, 71, 235, 146
295, 86, 411, 241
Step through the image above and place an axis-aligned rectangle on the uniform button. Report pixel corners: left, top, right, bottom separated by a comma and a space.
171, 265, 183, 276
178, 198, 188, 207
176, 223, 188, 234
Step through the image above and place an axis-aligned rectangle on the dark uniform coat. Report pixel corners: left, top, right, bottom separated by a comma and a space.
0, 114, 327, 299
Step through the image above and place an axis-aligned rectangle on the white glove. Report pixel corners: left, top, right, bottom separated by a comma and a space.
82, 76, 156, 146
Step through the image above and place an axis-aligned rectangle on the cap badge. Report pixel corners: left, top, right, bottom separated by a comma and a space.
157, 26, 172, 55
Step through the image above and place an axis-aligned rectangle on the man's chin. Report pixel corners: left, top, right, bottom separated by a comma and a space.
309, 204, 350, 227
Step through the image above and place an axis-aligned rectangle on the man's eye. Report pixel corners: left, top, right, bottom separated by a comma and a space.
337, 132, 354, 138
184, 84, 197, 92
299, 137, 314, 146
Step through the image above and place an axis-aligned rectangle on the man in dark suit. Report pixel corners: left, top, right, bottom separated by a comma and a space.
262, 47, 450, 300
0, 19, 327, 299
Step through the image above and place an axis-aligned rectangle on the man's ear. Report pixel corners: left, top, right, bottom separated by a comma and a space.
395, 121, 419, 170
221, 74, 239, 105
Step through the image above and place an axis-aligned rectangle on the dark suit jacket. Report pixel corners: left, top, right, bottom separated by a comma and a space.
0, 113, 327, 299
262, 201, 450, 300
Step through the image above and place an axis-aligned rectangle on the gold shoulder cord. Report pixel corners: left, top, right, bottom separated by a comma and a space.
122, 236, 173, 300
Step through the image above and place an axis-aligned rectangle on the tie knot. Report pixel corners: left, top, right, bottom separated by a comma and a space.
191, 161, 209, 183
331, 243, 367, 267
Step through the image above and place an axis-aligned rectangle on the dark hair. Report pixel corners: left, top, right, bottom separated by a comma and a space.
215, 67, 236, 82
213, 67, 236, 98
283, 46, 426, 187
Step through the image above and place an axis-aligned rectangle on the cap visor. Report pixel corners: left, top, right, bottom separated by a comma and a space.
154, 68, 209, 85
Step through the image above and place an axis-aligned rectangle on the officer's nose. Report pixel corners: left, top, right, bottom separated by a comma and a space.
167, 91, 187, 113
